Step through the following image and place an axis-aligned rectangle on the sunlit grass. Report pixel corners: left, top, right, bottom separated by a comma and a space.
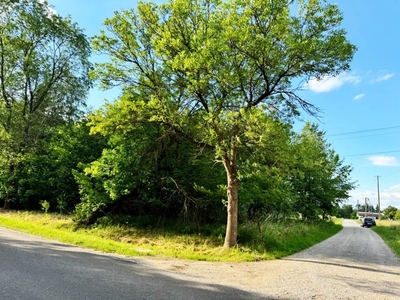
372, 220, 400, 258
0, 210, 342, 262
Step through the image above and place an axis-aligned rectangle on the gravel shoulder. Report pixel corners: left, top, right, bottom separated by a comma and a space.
1, 219, 399, 299
143, 219, 400, 299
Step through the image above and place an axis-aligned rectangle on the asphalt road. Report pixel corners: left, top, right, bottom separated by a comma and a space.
0, 227, 256, 300
1, 220, 399, 299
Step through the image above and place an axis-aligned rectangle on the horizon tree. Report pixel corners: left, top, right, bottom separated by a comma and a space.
383, 205, 398, 220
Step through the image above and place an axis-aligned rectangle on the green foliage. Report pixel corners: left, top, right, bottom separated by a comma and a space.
238, 120, 295, 221
76, 108, 353, 238
395, 210, 400, 221
289, 123, 355, 219
337, 204, 355, 219
383, 206, 398, 220
90, 0, 356, 169
2, 121, 106, 211
74, 96, 226, 224
0, 0, 92, 208
77, 97, 355, 226
40, 200, 50, 213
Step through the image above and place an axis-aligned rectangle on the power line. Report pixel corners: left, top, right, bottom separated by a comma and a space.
330, 131, 400, 141
327, 125, 400, 137
380, 165, 400, 177
344, 150, 400, 157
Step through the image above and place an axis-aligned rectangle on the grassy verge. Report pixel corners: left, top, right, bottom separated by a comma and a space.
0, 210, 342, 262
373, 220, 400, 258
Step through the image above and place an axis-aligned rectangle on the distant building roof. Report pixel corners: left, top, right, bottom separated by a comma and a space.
357, 212, 380, 219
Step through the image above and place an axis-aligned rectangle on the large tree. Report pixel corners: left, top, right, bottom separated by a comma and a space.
0, 0, 91, 208
91, 0, 356, 247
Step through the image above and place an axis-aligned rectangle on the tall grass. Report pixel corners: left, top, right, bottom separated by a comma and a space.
0, 210, 342, 262
238, 218, 342, 258
372, 220, 400, 258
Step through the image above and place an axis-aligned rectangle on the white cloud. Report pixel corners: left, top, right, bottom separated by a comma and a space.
353, 93, 365, 101
350, 190, 375, 200
347, 190, 376, 207
372, 73, 395, 83
306, 73, 361, 93
348, 188, 400, 210
386, 184, 400, 193
369, 156, 400, 166
348, 184, 400, 210
381, 185, 400, 208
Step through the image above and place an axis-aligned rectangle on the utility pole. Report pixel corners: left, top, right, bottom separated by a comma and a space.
365, 197, 369, 218
357, 199, 359, 219
376, 176, 381, 219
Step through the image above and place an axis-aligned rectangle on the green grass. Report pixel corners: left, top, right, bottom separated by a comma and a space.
372, 220, 400, 258
0, 210, 343, 262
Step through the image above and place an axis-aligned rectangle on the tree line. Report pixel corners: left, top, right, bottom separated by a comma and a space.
338, 204, 400, 220
0, 0, 356, 247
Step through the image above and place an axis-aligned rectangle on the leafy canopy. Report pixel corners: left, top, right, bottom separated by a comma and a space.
92, 0, 356, 153
0, 0, 92, 207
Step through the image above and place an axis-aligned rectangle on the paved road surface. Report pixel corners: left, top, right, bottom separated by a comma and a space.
0, 219, 399, 299
0, 227, 255, 299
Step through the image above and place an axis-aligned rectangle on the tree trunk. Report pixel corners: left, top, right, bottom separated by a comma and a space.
3, 163, 15, 209
223, 132, 239, 248
223, 157, 239, 248
3, 200, 11, 209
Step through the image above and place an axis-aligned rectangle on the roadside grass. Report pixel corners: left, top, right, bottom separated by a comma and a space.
372, 220, 400, 258
0, 210, 342, 262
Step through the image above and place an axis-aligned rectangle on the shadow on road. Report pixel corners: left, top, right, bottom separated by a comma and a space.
0, 232, 274, 300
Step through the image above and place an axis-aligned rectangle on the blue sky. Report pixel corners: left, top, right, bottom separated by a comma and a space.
46, 0, 400, 211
